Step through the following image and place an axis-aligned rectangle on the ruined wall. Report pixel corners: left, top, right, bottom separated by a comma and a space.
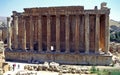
5, 51, 112, 65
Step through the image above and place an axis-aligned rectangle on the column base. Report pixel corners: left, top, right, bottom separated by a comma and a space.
65, 49, 70, 53
46, 51, 51, 53
95, 51, 100, 54
75, 50, 80, 54
55, 51, 61, 53
6, 48, 12, 51
85, 51, 89, 54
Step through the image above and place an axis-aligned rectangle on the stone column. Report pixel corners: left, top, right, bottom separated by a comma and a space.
22, 16, 26, 50
30, 16, 34, 50
75, 15, 80, 53
65, 15, 70, 53
80, 15, 85, 51
56, 15, 60, 52
7, 17, 11, 50
47, 15, 51, 52
38, 16, 42, 52
105, 14, 109, 54
85, 14, 89, 54
11, 21, 14, 45
95, 14, 100, 54
14, 16, 18, 49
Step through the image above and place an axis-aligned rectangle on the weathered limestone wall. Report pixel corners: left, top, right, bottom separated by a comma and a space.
5, 51, 112, 65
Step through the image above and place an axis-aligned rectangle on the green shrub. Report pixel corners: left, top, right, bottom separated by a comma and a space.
110, 33, 116, 41
90, 66, 97, 73
110, 31, 120, 42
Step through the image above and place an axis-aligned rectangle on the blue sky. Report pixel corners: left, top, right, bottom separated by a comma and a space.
0, 0, 120, 21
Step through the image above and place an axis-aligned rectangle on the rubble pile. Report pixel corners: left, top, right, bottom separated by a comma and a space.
24, 62, 90, 74
110, 42, 120, 53
109, 42, 120, 66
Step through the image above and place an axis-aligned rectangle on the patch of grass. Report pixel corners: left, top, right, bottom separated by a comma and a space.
96, 69, 120, 75
109, 70, 120, 75
90, 66, 98, 74
97, 71, 109, 75
90, 66, 120, 75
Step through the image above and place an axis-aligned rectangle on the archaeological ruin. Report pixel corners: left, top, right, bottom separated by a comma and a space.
5, 2, 112, 65
0, 41, 9, 74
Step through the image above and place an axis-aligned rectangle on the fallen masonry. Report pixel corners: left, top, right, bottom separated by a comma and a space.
0, 41, 9, 74
23, 62, 90, 74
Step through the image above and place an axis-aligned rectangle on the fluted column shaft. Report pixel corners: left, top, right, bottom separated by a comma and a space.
38, 16, 42, 52
95, 14, 100, 54
105, 14, 109, 54
56, 15, 60, 52
85, 14, 89, 53
22, 16, 26, 50
75, 15, 80, 53
47, 15, 51, 52
14, 16, 18, 49
65, 15, 70, 53
30, 16, 34, 50
7, 17, 12, 50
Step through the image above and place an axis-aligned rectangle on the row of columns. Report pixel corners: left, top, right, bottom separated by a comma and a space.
7, 13, 109, 54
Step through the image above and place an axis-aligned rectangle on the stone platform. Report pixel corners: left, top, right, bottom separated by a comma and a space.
5, 51, 112, 65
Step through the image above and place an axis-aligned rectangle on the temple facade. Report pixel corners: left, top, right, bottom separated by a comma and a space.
5, 2, 112, 65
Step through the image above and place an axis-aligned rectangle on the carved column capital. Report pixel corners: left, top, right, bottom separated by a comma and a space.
38, 15, 42, 19
56, 15, 60, 18
85, 13, 89, 16
96, 14, 100, 17
30, 15, 33, 20
14, 16, 18, 20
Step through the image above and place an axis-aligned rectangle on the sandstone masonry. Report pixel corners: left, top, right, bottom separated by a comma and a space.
5, 2, 112, 65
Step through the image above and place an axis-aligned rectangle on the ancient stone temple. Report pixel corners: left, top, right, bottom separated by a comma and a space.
5, 2, 112, 65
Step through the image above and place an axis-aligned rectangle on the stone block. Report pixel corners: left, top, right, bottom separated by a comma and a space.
5, 51, 112, 65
